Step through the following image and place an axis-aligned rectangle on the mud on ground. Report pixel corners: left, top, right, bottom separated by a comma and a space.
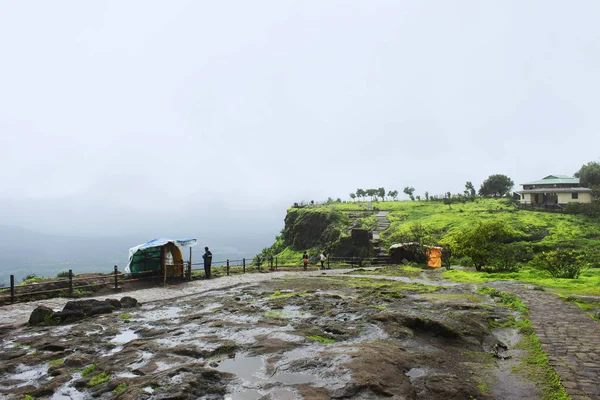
0, 272, 540, 399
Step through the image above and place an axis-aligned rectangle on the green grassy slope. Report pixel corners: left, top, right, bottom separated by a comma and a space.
311, 199, 600, 252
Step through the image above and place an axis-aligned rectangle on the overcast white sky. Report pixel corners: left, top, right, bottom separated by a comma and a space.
1, 1, 599, 240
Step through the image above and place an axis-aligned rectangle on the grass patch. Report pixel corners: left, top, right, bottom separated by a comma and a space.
478, 287, 528, 313
515, 318, 569, 400
87, 371, 110, 387
269, 290, 307, 299
81, 364, 96, 376
423, 293, 483, 303
307, 335, 336, 344
24, 395, 35, 400
113, 383, 128, 394
48, 358, 64, 366
374, 305, 387, 310
119, 313, 133, 320
445, 268, 600, 296
559, 295, 600, 321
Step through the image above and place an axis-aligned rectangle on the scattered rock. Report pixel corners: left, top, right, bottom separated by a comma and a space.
120, 296, 139, 308
64, 353, 93, 367
29, 305, 55, 325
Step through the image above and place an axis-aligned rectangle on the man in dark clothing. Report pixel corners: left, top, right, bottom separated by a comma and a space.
202, 247, 212, 279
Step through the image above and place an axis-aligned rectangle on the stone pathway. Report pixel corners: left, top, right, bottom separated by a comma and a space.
492, 282, 600, 400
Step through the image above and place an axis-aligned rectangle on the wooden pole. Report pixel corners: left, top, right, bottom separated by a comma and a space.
10, 275, 14, 303
69, 269, 73, 296
226, 259, 230, 276
189, 247, 193, 281
243, 258, 246, 273
114, 266, 118, 290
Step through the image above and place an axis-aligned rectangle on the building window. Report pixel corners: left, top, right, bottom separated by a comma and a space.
572, 192, 579, 199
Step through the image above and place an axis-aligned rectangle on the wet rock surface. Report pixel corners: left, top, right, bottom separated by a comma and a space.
28, 297, 141, 325
1, 271, 544, 399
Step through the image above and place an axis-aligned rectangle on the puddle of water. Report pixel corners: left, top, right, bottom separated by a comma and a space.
104, 345, 124, 356
6, 364, 48, 387
138, 306, 181, 322
405, 367, 427, 383
143, 386, 155, 394
51, 373, 86, 400
271, 371, 314, 384
110, 329, 139, 344
264, 305, 313, 320
217, 355, 265, 383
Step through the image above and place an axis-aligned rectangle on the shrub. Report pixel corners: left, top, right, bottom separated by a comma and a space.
88, 372, 110, 387
529, 249, 587, 279
56, 271, 71, 278
113, 383, 127, 394
81, 364, 96, 376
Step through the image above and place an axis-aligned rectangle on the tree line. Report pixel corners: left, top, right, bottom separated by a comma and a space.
349, 174, 515, 203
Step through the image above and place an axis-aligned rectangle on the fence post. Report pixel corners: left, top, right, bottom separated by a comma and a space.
187, 261, 192, 281
270, 257, 273, 271
275, 257, 278, 270
10, 275, 14, 303
68, 269, 73, 296
243, 258, 246, 273
226, 259, 230, 276
114, 265, 118, 290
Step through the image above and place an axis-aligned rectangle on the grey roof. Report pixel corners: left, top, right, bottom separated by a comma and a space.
519, 187, 592, 194
522, 175, 580, 186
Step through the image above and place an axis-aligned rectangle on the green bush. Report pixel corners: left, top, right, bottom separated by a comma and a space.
529, 249, 587, 279
88, 372, 110, 387
56, 271, 71, 278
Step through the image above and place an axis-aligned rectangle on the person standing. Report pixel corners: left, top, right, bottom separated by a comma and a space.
302, 251, 309, 271
319, 252, 327, 269
202, 247, 212, 279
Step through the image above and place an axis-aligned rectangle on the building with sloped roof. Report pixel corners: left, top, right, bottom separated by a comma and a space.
519, 175, 592, 206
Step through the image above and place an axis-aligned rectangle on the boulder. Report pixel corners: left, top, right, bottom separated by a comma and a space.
120, 296, 138, 308
64, 353, 93, 367
29, 305, 55, 325
106, 298, 122, 309
62, 299, 115, 317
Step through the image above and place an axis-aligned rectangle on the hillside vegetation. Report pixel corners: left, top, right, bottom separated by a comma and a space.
260, 198, 600, 269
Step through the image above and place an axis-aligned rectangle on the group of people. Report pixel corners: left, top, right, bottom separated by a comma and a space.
302, 251, 329, 270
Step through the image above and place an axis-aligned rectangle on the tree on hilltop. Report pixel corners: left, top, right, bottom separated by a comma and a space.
366, 189, 377, 201
349, 193, 356, 202
403, 186, 415, 201
465, 181, 476, 197
387, 190, 399, 200
478, 174, 514, 197
356, 188, 366, 201
377, 187, 386, 201
575, 161, 600, 188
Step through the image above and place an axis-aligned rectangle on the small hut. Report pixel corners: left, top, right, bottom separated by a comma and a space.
389, 243, 442, 268
124, 238, 197, 278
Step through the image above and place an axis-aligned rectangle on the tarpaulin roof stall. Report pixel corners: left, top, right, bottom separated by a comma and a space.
125, 238, 197, 276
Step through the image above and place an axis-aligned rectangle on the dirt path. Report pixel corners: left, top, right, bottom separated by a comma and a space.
491, 282, 600, 400
0, 268, 374, 328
